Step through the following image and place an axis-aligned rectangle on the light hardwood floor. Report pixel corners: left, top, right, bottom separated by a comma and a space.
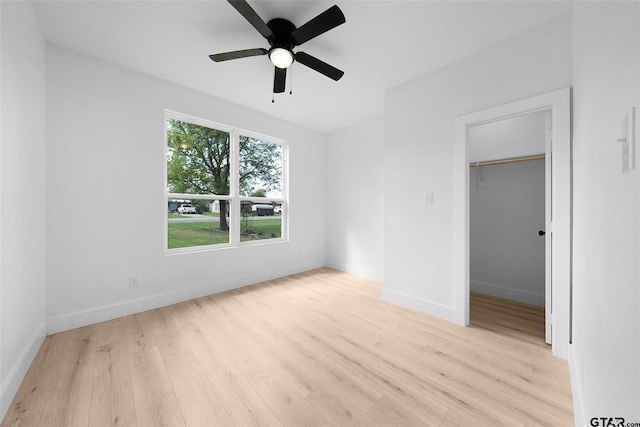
2, 268, 574, 426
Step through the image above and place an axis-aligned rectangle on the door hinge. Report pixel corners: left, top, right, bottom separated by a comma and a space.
546, 221, 553, 233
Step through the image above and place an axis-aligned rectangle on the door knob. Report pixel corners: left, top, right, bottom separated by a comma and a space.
538, 230, 546, 236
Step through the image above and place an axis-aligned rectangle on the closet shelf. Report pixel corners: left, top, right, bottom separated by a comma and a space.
469, 154, 545, 168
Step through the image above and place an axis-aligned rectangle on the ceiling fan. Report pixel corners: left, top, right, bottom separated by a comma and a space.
209, 0, 346, 96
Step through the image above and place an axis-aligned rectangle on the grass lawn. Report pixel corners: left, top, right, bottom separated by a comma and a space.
168, 221, 229, 248
240, 218, 282, 242
168, 217, 281, 249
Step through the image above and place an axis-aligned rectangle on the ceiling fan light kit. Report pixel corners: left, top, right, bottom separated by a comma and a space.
269, 47, 294, 69
210, 0, 345, 97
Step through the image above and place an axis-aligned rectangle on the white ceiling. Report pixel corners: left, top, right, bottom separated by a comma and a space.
31, 0, 573, 134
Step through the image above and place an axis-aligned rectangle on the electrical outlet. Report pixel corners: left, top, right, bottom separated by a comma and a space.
129, 275, 140, 288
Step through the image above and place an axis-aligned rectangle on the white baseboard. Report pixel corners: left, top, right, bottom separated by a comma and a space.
324, 260, 384, 283
1, 321, 47, 421
568, 344, 585, 427
47, 260, 323, 334
471, 280, 544, 307
381, 287, 455, 322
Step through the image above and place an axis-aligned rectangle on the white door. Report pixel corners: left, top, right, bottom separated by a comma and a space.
544, 111, 552, 344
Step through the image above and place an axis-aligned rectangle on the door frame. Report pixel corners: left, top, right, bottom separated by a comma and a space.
453, 87, 571, 359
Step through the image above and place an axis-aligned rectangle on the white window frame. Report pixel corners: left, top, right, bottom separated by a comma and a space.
164, 110, 288, 254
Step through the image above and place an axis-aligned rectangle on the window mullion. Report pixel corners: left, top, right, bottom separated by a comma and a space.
230, 130, 241, 245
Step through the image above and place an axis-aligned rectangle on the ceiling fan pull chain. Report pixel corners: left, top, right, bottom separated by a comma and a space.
290, 65, 293, 95
272, 92, 275, 103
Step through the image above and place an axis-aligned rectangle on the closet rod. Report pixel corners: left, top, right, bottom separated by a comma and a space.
469, 154, 545, 168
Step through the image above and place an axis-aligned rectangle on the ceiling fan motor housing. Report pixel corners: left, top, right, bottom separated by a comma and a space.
267, 18, 297, 63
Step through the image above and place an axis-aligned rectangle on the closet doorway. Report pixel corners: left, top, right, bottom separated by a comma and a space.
468, 111, 550, 344
453, 88, 571, 359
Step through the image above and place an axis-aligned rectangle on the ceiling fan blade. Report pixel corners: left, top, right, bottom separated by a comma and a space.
209, 48, 268, 62
291, 5, 345, 46
295, 51, 344, 81
227, 0, 273, 39
273, 67, 286, 93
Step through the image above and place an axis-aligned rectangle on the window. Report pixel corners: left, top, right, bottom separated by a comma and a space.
165, 111, 286, 252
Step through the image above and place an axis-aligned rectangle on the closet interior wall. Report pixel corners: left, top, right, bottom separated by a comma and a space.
469, 157, 546, 307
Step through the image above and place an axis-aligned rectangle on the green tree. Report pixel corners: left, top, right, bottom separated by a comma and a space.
239, 136, 282, 197
167, 119, 231, 230
250, 188, 267, 198
167, 120, 282, 232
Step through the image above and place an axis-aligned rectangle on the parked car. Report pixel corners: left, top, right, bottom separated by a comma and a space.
274, 205, 283, 214
177, 203, 196, 214
251, 204, 274, 216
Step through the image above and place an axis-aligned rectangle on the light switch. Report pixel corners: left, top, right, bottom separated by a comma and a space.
424, 192, 434, 204
619, 107, 636, 174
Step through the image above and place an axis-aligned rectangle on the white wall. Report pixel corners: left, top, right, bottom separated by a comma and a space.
325, 117, 384, 282
470, 160, 545, 306
45, 45, 326, 333
571, 2, 639, 423
383, 14, 572, 319
469, 110, 546, 163
0, 1, 47, 418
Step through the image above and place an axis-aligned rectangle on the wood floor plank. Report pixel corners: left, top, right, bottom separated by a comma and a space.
293, 327, 384, 414
164, 353, 234, 427
2, 336, 58, 425
206, 363, 283, 427
300, 326, 449, 425
172, 298, 215, 322
254, 372, 332, 427
218, 297, 329, 397
305, 382, 379, 427
336, 332, 454, 424
142, 307, 192, 363
366, 395, 428, 427
95, 316, 128, 348
252, 330, 328, 398
177, 314, 230, 374
88, 340, 137, 427
41, 325, 97, 427
129, 346, 186, 427
203, 304, 276, 385
417, 340, 571, 425
2, 268, 574, 427
123, 312, 158, 354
